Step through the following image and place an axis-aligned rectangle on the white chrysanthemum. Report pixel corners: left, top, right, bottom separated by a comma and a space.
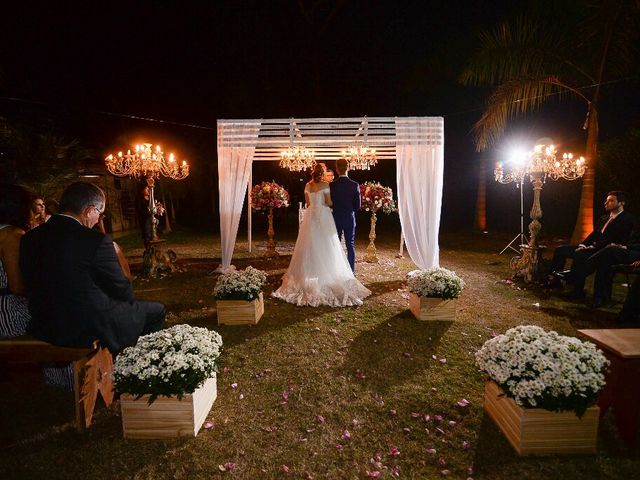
407, 267, 465, 299
475, 325, 609, 413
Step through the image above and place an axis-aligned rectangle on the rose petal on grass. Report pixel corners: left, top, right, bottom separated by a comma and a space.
467, 465, 474, 475
431, 355, 438, 360
352, 418, 360, 427
411, 412, 422, 418
438, 457, 446, 466
402, 352, 412, 358
335, 443, 343, 449
441, 470, 450, 476
373, 452, 382, 462
389, 446, 400, 457
355, 369, 366, 379
462, 440, 471, 449
389, 409, 397, 416
423, 414, 431, 422
329, 328, 339, 335
223, 366, 230, 373
239, 394, 244, 400
316, 415, 325, 424
436, 427, 446, 435
282, 465, 290, 473
231, 383, 238, 390
439, 357, 447, 364
434, 415, 443, 422
366, 472, 381, 479
448, 421, 457, 427
342, 430, 351, 440
456, 399, 470, 407
426, 448, 437, 455
204, 421, 215, 429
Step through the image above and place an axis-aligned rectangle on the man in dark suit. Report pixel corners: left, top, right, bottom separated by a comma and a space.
330, 159, 361, 272
548, 191, 635, 292
570, 226, 640, 306
20, 182, 165, 353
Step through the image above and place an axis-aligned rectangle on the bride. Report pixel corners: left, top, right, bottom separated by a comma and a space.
272, 164, 371, 307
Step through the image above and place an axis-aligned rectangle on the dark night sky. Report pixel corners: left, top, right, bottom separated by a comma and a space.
1, 0, 638, 233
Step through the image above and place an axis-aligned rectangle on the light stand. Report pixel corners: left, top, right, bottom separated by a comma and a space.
499, 180, 528, 254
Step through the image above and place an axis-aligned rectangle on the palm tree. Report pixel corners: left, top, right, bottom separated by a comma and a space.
460, 0, 639, 243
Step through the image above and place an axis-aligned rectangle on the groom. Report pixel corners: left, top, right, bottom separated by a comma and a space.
330, 158, 361, 272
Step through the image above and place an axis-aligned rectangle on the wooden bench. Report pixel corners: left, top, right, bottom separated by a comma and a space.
0, 336, 114, 431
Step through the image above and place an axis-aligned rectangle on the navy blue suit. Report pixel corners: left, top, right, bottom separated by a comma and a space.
330, 176, 361, 271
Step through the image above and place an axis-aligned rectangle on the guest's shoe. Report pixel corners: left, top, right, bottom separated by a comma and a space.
562, 290, 586, 302
591, 297, 611, 309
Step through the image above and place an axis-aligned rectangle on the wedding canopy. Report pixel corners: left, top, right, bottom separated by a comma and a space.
217, 116, 444, 272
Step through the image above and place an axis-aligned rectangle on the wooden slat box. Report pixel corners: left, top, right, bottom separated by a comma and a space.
120, 375, 217, 439
409, 293, 456, 321
217, 292, 264, 325
484, 380, 599, 455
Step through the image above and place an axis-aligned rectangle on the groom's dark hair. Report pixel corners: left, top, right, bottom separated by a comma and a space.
336, 159, 348, 175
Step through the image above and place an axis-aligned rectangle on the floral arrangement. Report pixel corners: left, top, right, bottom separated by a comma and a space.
407, 267, 465, 299
250, 181, 289, 211
360, 181, 397, 214
213, 266, 267, 301
113, 324, 223, 403
475, 325, 609, 416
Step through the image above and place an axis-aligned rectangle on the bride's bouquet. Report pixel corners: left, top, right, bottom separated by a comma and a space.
251, 181, 289, 211
360, 182, 397, 214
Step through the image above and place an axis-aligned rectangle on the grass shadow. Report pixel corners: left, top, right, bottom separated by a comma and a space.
341, 312, 452, 394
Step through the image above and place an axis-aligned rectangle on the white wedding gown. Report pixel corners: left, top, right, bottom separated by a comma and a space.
272, 186, 371, 307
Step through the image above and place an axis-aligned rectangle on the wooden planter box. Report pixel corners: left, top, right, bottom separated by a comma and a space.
120, 375, 217, 439
409, 293, 456, 321
484, 380, 599, 455
217, 292, 264, 325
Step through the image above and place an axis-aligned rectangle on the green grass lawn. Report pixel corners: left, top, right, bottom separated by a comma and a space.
1, 229, 638, 479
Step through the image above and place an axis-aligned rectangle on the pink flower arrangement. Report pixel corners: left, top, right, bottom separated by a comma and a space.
250, 181, 290, 211
360, 182, 397, 214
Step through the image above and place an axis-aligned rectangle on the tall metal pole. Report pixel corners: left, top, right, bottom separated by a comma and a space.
247, 172, 252, 253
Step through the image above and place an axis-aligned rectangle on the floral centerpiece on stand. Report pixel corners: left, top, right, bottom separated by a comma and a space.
475, 325, 609, 455
359, 181, 397, 262
113, 324, 223, 439
214, 266, 267, 325
250, 181, 289, 257
406, 267, 465, 320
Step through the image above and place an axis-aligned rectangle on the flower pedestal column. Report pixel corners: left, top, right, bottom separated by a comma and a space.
409, 293, 456, 321
120, 375, 217, 439
484, 380, 599, 455
217, 293, 265, 326
364, 212, 379, 263
265, 207, 279, 258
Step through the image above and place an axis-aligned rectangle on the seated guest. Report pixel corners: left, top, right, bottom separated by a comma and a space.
28, 195, 51, 229
0, 184, 32, 338
548, 191, 635, 291
618, 260, 640, 324
20, 182, 165, 354
570, 227, 640, 307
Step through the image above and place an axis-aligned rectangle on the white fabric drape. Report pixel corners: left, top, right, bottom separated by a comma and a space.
396, 117, 444, 270
217, 123, 260, 271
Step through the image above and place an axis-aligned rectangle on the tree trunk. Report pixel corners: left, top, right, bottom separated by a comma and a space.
474, 156, 488, 231
571, 105, 598, 243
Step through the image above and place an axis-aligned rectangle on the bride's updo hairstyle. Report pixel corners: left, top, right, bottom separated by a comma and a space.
311, 164, 325, 182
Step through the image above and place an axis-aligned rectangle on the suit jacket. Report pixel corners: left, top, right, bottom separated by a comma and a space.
582, 210, 636, 249
329, 176, 361, 221
20, 215, 146, 352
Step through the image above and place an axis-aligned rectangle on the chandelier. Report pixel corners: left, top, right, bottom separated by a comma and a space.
104, 143, 189, 180
495, 144, 585, 184
342, 145, 377, 170
279, 145, 316, 172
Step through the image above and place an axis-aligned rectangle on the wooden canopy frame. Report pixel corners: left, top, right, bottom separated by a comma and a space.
216, 116, 444, 265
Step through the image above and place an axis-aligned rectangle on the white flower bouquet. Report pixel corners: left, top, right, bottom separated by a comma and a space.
407, 267, 465, 300
113, 324, 223, 403
475, 325, 609, 416
214, 266, 267, 301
